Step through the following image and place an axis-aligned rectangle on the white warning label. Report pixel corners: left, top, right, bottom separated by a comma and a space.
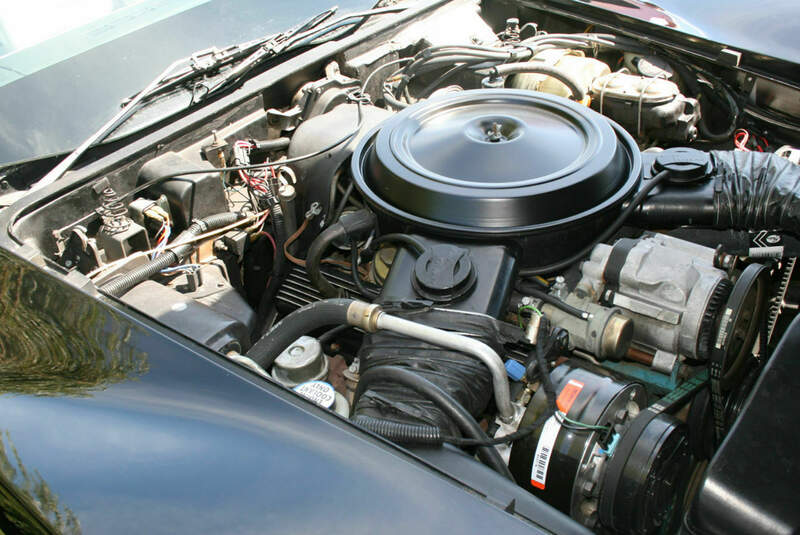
294, 381, 336, 409
530, 416, 561, 490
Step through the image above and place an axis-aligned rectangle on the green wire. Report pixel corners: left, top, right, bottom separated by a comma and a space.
517, 304, 543, 328
555, 411, 610, 431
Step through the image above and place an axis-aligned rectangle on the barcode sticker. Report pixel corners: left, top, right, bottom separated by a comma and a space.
530, 416, 560, 490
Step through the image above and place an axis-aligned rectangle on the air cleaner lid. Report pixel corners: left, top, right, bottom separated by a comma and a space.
352, 89, 640, 235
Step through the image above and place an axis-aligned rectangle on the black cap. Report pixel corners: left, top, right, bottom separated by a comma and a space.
653, 147, 712, 184
412, 244, 476, 302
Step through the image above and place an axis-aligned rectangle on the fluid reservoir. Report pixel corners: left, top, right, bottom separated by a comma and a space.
294, 380, 350, 417
509, 49, 610, 100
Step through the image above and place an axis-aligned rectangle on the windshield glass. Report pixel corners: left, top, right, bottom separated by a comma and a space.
0, 0, 370, 167
0, 0, 209, 88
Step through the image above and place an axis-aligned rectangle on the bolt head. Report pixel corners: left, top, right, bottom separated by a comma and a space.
580, 500, 598, 517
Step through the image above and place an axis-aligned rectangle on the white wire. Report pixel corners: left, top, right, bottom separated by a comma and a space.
151, 221, 171, 259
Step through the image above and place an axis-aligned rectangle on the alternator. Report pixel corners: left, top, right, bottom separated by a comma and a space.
577, 233, 732, 372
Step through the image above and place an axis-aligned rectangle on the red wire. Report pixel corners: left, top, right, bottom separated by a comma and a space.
234, 140, 270, 193
260, 230, 277, 257
734, 129, 750, 151
233, 140, 281, 194
733, 129, 772, 152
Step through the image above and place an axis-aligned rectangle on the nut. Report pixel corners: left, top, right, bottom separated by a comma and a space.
347, 301, 382, 332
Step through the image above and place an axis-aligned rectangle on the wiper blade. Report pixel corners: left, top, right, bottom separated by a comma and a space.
289, 6, 339, 37
125, 6, 340, 105
33, 56, 193, 192
195, 5, 406, 103
119, 32, 284, 107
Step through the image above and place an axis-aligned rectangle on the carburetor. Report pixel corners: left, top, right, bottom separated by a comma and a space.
576, 233, 733, 373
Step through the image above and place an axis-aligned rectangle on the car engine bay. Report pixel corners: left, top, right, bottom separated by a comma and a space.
9, 1, 800, 532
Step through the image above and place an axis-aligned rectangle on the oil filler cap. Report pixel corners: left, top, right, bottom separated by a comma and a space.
412, 244, 476, 302
653, 147, 712, 184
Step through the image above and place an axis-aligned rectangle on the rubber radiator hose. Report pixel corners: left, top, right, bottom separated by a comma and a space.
247, 298, 354, 368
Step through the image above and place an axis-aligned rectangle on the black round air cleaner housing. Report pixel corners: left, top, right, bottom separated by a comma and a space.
352, 89, 642, 267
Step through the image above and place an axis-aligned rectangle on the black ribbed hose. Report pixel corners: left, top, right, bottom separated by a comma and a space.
712, 151, 800, 232
352, 415, 443, 445
354, 365, 514, 480
633, 151, 800, 237
100, 212, 241, 297
247, 298, 354, 368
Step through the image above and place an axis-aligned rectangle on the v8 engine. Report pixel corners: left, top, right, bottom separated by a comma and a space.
14, 2, 800, 533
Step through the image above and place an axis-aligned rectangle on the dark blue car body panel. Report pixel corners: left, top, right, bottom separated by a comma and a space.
0, 247, 582, 534
0, 0, 373, 167
577, 0, 800, 66
513, 0, 800, 89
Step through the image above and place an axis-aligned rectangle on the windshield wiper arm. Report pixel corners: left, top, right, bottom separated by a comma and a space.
30, 7, 339, 193
288, 6, 339, 37
32, 56, 193, 192
195, 5, 406, 102
33, 5, 405, 191
134, 6, 339, 105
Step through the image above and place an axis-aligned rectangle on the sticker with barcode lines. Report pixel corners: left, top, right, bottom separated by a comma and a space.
530, 416, 560, 490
